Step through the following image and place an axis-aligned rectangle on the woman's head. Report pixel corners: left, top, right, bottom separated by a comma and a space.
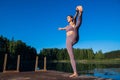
67, 15, 73, 23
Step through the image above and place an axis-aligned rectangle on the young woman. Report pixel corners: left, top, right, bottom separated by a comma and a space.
58, 6, 83, 77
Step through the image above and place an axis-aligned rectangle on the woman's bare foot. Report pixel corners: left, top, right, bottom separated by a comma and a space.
77, 6, 83, 12
69, 73, 78, 78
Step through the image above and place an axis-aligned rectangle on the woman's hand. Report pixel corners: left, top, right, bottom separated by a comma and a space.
58, 28, 62, 30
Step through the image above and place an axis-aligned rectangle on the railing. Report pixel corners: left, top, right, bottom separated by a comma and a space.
3, 54, 47, 73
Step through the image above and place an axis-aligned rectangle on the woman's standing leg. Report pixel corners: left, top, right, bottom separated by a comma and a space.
66, 37, 78, 77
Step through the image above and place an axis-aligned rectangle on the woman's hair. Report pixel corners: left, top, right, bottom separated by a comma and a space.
68, 15, 73, 19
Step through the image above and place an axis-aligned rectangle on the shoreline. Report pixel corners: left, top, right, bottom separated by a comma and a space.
51, 58, 120, 64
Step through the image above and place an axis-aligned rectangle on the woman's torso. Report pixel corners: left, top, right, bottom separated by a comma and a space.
66, 25, 77, 37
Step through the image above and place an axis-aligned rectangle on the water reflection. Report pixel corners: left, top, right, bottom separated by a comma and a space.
94, 68, 120, 80
43, 62, 120, 80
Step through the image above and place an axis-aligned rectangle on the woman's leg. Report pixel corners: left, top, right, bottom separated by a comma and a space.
66, 37, 78, 77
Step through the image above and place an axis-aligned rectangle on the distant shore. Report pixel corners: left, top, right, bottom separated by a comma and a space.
52, 58, 120, 64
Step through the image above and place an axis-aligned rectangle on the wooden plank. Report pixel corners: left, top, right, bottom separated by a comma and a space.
35, 56, 38, 71
3, 54, 7, 72
0, 70, 111, 80
3, 70, 19, 73
44, 57, 47, 71
17, 55, 20, 72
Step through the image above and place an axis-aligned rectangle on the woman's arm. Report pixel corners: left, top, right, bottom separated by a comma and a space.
58, 27, 67, 30
73, 10, 79, 25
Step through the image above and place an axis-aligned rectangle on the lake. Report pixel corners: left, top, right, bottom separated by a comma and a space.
39, 62, 120, 80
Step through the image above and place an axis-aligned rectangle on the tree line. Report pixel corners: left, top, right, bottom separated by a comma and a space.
0, 35, 120, 61
38, 48, 105, 61
39, 48, 120, 61
0, 35, 37, 60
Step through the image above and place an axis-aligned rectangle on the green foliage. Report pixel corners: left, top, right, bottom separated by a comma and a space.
39, 48, 68, 61
95, 50, 104, 59
0, 35, 9, 53
39, 48, 120, 61
39, 48, 95, 61
104, 50, 120, 59
0, 35, 37, 60
74, 48, 94, 60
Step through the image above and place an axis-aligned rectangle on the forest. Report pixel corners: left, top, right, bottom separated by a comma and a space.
38, 48, 120, 61
0, 35, 120, 60
0, 35, 120, 71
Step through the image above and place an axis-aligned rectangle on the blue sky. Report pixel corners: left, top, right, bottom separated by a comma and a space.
0, 0, 120, 53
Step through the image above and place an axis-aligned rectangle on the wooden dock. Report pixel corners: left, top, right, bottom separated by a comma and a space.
0, 70, 111, 80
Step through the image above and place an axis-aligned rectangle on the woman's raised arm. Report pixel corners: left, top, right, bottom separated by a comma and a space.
73, 10, 79, 25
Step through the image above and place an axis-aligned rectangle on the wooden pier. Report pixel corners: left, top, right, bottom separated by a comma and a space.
0, 70, 111, 80
1, 54, 112, 80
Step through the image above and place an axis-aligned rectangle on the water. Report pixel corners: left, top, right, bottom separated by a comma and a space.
40, 62, 120, 80
93, 68, 120, 80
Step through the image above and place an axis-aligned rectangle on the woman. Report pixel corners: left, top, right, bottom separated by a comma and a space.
58, 6, 83, 77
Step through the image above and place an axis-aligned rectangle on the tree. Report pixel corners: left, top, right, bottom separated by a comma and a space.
87, 48, 94, 59
0, 35, 10, 54
104, 50, 120, 59
95, 50, 104, 59
9, 37, 15, 54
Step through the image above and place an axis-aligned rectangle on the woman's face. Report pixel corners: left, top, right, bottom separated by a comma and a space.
67, 16, 73, 23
